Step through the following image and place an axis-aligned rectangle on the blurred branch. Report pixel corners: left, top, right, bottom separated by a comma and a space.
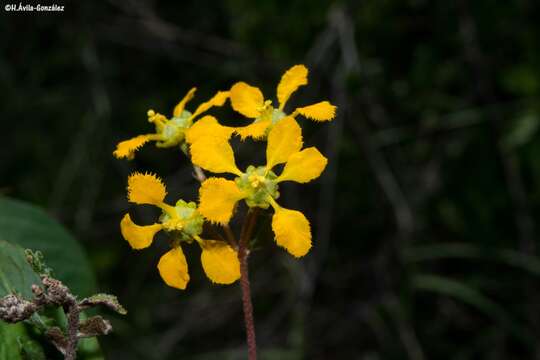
285, 5, 424, 359
332, 8, 415, 236
48, 35, 111, 238
457, 0, 536, 255
74, 40, 111, 233
383, 296, 426, 360
372, 98, 538, 148
110, 0, 248, 57
456, 1, 539, 353
101, 0, 252, 68
331, 6, 424, 360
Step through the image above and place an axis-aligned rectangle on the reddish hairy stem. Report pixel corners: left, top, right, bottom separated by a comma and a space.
238, 209, 259, 360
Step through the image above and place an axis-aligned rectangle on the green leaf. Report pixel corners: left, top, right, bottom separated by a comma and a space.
80, 294, 127, 315
19, 337, 46, 360
404, 242, 540, 276
0, 240, 42, 299
501, 65, 539, 95
502, 112, 539, 149
412, 274, 535, 345
0, 322, 26, 360
0, 197, 96, 297
0, 321, 45, 360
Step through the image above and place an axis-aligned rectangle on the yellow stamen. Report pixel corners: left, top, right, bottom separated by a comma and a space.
267, 196, 281, 210
248, 174, 265, 188
193, 235, 204, 245
148, 112, 168, 126
162, 218, 184, 231
257, 100, 272, 113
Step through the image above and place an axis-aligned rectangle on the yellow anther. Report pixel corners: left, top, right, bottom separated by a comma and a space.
248, 174, 264, 188
257, 100, 272, 113
148, 113, 167, 126
163, 218, 184, 231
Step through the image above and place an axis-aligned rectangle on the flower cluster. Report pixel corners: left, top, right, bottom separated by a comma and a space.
120, 172, 239, 289
114, 65, 336, 290
113, 88, 229, 159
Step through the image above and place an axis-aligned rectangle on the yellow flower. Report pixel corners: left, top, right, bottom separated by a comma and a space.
194, 117, 327, 257
113, 88, 229, 160
120, 172, 240, 289
229, 65, 336, 140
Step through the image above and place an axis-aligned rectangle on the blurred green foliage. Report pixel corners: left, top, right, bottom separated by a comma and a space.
2, 0, 540, 359
0, 198, 97, 297
0, 240, 42, 299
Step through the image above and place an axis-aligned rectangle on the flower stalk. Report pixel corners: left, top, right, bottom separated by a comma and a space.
238, 209, 259, 360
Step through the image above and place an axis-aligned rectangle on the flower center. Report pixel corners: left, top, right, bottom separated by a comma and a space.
160, 199, 203, 241
252, 106, 286, 137
248, 174, 265, 188
271, 108, 286, 124
148, 110, 193, 148
236, 165, 279, 209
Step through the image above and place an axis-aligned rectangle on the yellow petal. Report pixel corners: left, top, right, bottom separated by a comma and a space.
200, 240, 240, 284
113, 135, 153, 160
185, 115, 234, 145
266, 116, 303, 169
272, 207, 312, 257
277, 147, 327, 183
234, 119, 272, 140
120, 213, 162, 250
157, 247, 190, 290
127, 172, 167, 205
189, 135, 242, 175
173, 87, 197, 117
198, 178, 245, 224
277, 64, 308, 110
190, 91, 229, 120
230, 82, 264, 118
295, 101, 336, 122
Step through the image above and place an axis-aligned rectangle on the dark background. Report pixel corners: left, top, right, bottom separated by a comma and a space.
2, 0, 540, 359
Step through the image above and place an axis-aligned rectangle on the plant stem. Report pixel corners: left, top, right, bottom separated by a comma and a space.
64, 302, 80, 360
238, 209, 259, 360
